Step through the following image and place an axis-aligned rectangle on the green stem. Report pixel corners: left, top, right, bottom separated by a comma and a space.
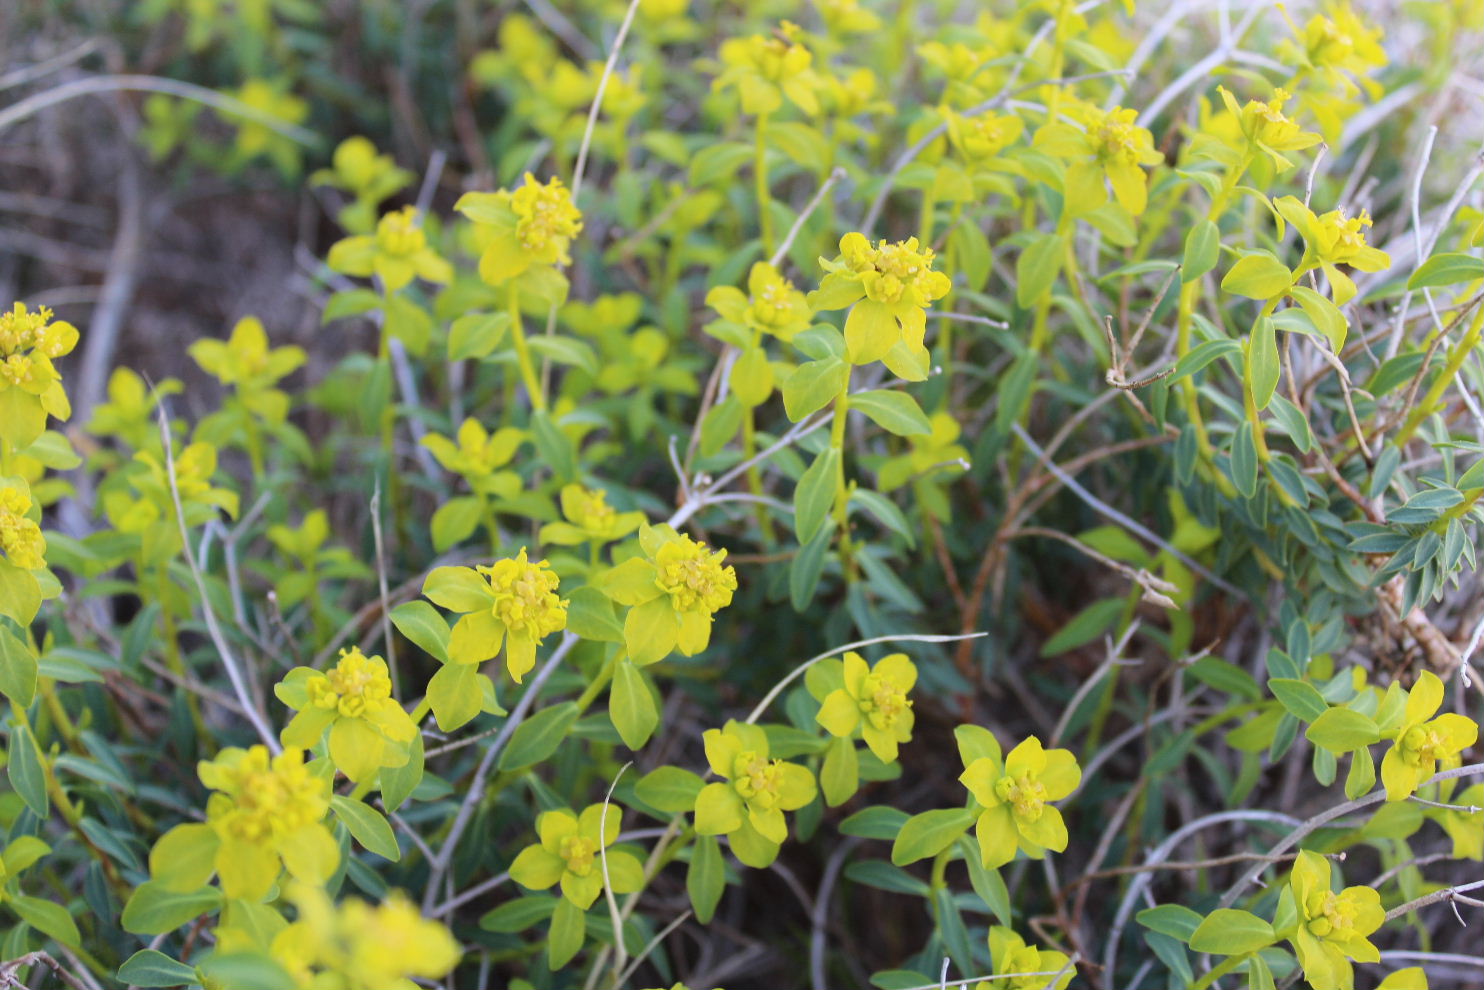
507, 281, 547, 413
755, 111, 774, 256
1396, 299, 1484, 445
830, 366, 856, 581
1186, 952, 1252, 990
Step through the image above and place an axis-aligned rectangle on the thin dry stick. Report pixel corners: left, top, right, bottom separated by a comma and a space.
770, 166, 846, 267
370, 484, 400, 695
0, 74, 319, 142
599, 762, 633, 986
1384, 879, 1484, 922
156, 402, 281, 753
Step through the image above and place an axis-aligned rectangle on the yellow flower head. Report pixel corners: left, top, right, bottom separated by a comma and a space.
947, 108, 1024, 162
0, 484, 46, 571
1290, 2, 1386, 77
1288, 850, 1384, 990
198, 746, 338, 900
1273, 195, 1390, 305
1034, 104, 1163, 215
277, 647, 419, 783
816, 0, 881, 34
1381, 671, 1477, 801
540, 483, 645, 546
272, 885, 460, 990
694, 721, 817, 867
189, 315, 306, 397
509, 804, 644, 909
811, 233, 950, 379
456, 174, 583, 285
976, 926, 1074, 990
706, 262, 813, 343
714, 21, 822, 116
0, 302, 77, 447
653, 533, 738, 617
326, 205, 452, 293
816, 652, 917, 762
960, 734, 1081, 869
1425, 782, 1483, 861
1217, 87, 1322, 171
596, 525, 737, 664
430, 551, 568, 682
421, 418, 524, 497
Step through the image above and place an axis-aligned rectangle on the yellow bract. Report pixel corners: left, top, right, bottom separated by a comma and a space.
960, 735, 1081, 869
276, 648, 418, 783
597, 524, 737, 665
976, 926, 1074, 990
0, 302, 78, 449
816, 652, 916, 762
539, 483, 645, 546
810, 233, 950, 380
706, 262, 813, 343
1380, 671, 1477, 802
197, 746, 337, 901
714, 21, 822, 116
430, 550, 569, 682
0, 484, 46, 571
509, 805, 644, 909
421, 418, 524, 498
456, 173, 584, 286
271, 884, 460, 990
327, 205, 453, 292
1288, 850, 1384, 990
1217, 86, 1322, 171
693, 721, 817, 867
1034, 104, 1163, 216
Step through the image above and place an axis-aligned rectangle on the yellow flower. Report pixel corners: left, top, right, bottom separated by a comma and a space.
509, 804, 644, 909
1033, 104, 1163, 215
188, 315, 306, 427
456, 173, 584, 286
1424, 782, 1483, 860
312, 136, 414, 234
539, 483, 645, 547
815, 0, 881, 35
271, 884, 460, 990
420, 418, 524, 498
327, 206, 453, 292
947, 108, 1025, 163
960, 735, 1080, 869
192, 746, 337, 901
706, 262, 813, 343
229, 79, 309, 177
1380, 670, 1477, 801
815, 652, 916, 762
714, 21, 822, 116
596, 524, 738, 665
809, 233, 950, 380
1285, 2, 1386, 79
1288, 850, 1384, 990
0, 302, 78, 449
275, 648, 419, 783
975, 927, 1074, 990
1217, 87, 1322, 171
0, 484, 45, 571
694, 720, 817, 867
425, 550, 569, 682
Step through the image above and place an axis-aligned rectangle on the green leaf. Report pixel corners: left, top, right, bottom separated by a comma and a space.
430, 496, 484, 552
1188, 909, 1275, 955
687, 833, 726, 924
8, 722, 47, 817
1137, 903, 1204, 942
389, 600, 450, 664
498, 701, 579, 770
839, 805, 909, 840
1288, 285, 1346, 351
1407, 252, 1484, 290
1345, 749, 1377, 799
0, 626, 38, 707
610, 658, 659, 750
548, 896, 586, 969
849, 489, 915, 547
634, 766, 705, 813
821, 735, 859, 807
448, 312, 510, 361
1222, 253, 1293, 299
527, 334, 599, 377
845, 860, 930, 896
958, 836, 1012, 925
1040, 598, 1122, 657
1268, 678, 1329, 722
890, 807, 976, 866
698, 395, 744, 458
380, 734, 424, 813
789, 519, 834, 611
934, 885, 975, 976
117, 950, 200, 988
330, 795, 401, 861
9, 894, 81, 947
1305, 708, 1381, 753
480, 895, 556, 933
849, 390, 932, 436
383, 294, 432, 356
783, 357, 848, 422
565, 586, 624, 642
321, 288, 382, 323
1182, 221, 1220, 283
427, 662, 483, 732
530, 410, 577, 483
195, 954, 295, 990
794, 447, 840, 545
1171, 339, 1241, 382
1016, 232, 1065, 307
121, 881, 222, 935
1247, 317, 1279, 411
1231, 422, 1259, 499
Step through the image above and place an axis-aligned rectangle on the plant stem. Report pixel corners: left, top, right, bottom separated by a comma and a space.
830, 365, 856, 580
755, 111, 775, 256
507, 281, 547, 413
